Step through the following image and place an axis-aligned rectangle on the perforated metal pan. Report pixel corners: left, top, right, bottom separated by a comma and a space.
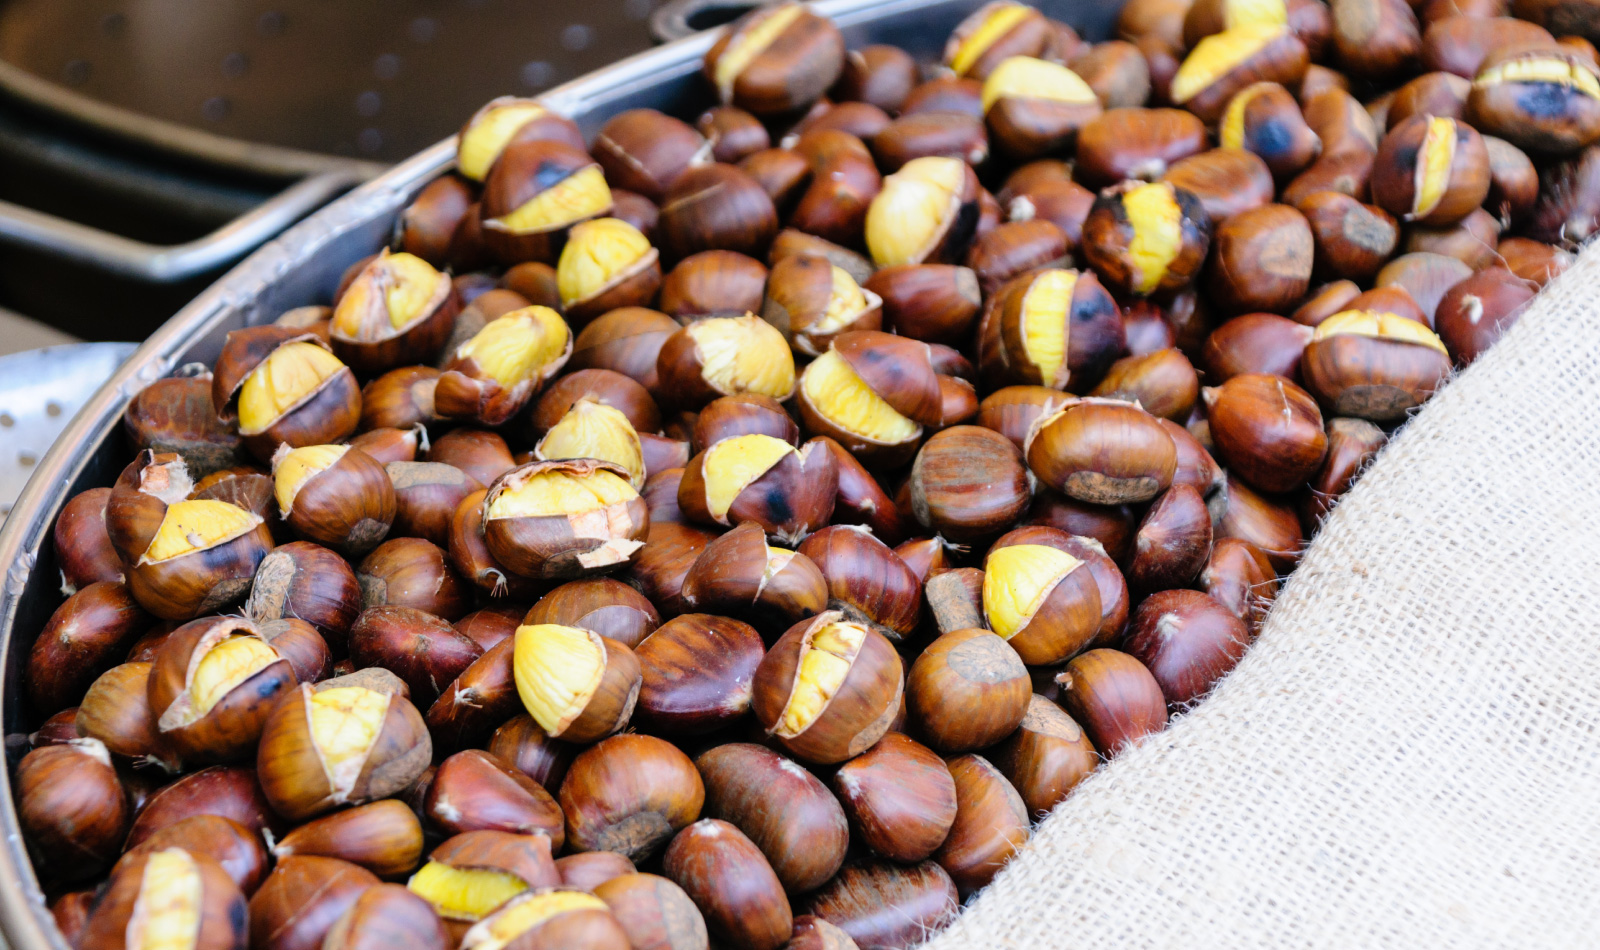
0, 0, 1119, 945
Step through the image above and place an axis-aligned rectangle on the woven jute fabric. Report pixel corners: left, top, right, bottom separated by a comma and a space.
923, 244, 1600, 949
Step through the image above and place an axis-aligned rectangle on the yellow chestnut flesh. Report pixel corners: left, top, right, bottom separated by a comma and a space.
557, 218, 653, 307
983, 544, 1084, 640
536, 401, 646, 488
190, 635, 280, 717
981, 56, 1097, 111
456, 307, 571, 388
142, 500, 261, 564
308, 686, 390, 792
272, 444, 348, 514
237, 341, 346, 434
1476, 57, 1600, 98
332, 252, 446, 339
714, 3, 806, 99
1313, 310, 1449, 354
701, 433, 796, 521
464, 891, 610, 950
866, 157, 968, 268
408, 861, 529, 921
495, 166, 612, 234
776, 621, 867, 738
513, 624, 605, 736
485, 467, 636, 519
813, 267, 872, 335
1122, 183, 1184, 296
1413, 117, 1457, 221
686, 315, 796, 399
950, 3, 1033, 76
1019, 269, 1077, 385
1171, 23, 1285, 105
801, 350, 920, 444
460, 101, 551, 182
130, 848, 202, 950
1222, 0, 1288, 29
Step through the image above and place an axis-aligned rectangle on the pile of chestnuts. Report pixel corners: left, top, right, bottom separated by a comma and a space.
18, 0, 1596, 947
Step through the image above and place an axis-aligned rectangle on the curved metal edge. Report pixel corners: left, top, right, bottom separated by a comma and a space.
0, 1, 1124, 946
650, 0, 765, 43
0, 169, 366, 282
0, 59, 389, 181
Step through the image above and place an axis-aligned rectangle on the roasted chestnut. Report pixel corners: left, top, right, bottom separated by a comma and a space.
1081, 180, 1212, 298
696, 742, 849, 894
750, 611, 904, 764
704, 2, 845, 115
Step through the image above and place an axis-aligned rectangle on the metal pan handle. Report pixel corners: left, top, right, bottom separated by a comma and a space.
650, 0, 766, 43
0, 169, 365, 283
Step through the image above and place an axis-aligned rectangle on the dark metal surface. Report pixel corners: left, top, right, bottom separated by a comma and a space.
0, 0, 1122, 947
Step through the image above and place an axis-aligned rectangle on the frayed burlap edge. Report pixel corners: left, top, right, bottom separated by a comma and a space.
921, 243, 1600, 950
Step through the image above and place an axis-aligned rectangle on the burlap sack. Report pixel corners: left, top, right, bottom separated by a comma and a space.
923, 245, 1600, 949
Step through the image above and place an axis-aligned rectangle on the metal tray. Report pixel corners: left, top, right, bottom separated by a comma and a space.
0, 0, 1120, 945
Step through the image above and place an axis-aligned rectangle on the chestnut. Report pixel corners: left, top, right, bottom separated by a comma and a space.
802, 861, 958, 950
704, 2, 844, 115
559, 734, 703, 861
402, 175, 475, 268
428, 428, 516, 489
1198, 536, 1281, 632
1298, 191, 1401, 282
1204, 373, 1328, 493
525, 577, 661, 649
834, 44, 918, 112
77, 661, 178, 771
863, 157, 981, 269
1524, 143, 1600, 248
1170, 24, 1309, 122
1301, 308, 1452, 420
1125, 483, 1215, 592
1081, 180, 1212, 298
661, 251, 770, 322
981, 55, 1102, 160
459, 887, 630, 950
1183, 0, 1332, 58
125, 764, 280, 849
1055, 648, 1168, 756
831, 733, 958, 865
1211, 471, 1306, 571
513, 623, 641, 743
663, 819, 793, 950
570, 307, 680, 391
1433, 266, 1537, 364
481, 459, 648, 581
762, 254, 883, 357
273, 799, 424, 879
797, 526, 924, 641
657, 314, 796, 410
818, 437, 910, 544
634, 612, 766, 733
1089, 348, 1201, 422
982, 535, 1102, 665
50, 892, 93, 948
436, 306, 572, 427
387, 461, 483, 547
1405, 207, 1502, 269
1374, 253, 1472, 323
866, 264, 983, 348
677, 434, 836, 543
740, 147, 813, 214
1205, 203, 1315, 315
1292, 280, 1363, 327
595, 873, 710, 950
350, 604, 481, 704
1371, 115, 1490, 227
16, 739, 128, 882
1076, 108, 1208, 187
489, 715, 577, 792
125, 373, 241, 477
769, 230, 873, 284
679, 524, 828, 632
622, 521, 719, 617
118, 813, 272, 896
698, 105, 770, 165
944, 2, 1052, 79
796, 331, 954, 468
789, 138, 882, 250
1219, 81, 1322, 181
213, 328, 361, 461
907, 629, 1030, 753
990, 694, 1099, 817
348, 427, 421, 465
427, 637, 520, 753
333, 250, 465, 372
54, 486, 125, 592
692, 393, 798, 453
976, 386, 1076, 452
977, 268, 1125, 393
455, 97, 585, 183
1025, 399, 1178, 505
272, 443, 395, 557
594, 109, 711, 203
658, 163, 780, 262
147, 615, 296, 763
481, 139, 611, 265
82, 848, 249, 950
902, 426, 1027, 545
407, 830, 559, 924
1385, 71, 1472, 129
1330, 0, 1422, 78
933, 754, 1030, 897
750, 611, 903, 764
696, 742, 849, 893
1070, 39, 1152, 109
1301, 416, 1390, 529
255, 670, 431, 821
1159, 147, 1277, 224
556, 851, 636, 891
428, 747, 565, 842
1468, 44, 1600, 155
1125, 588, 1252, 706
27, 580, 149, 716
324, 883, 450, 950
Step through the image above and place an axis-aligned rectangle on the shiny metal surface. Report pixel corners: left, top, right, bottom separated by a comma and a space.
0, 1, 1122, 947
